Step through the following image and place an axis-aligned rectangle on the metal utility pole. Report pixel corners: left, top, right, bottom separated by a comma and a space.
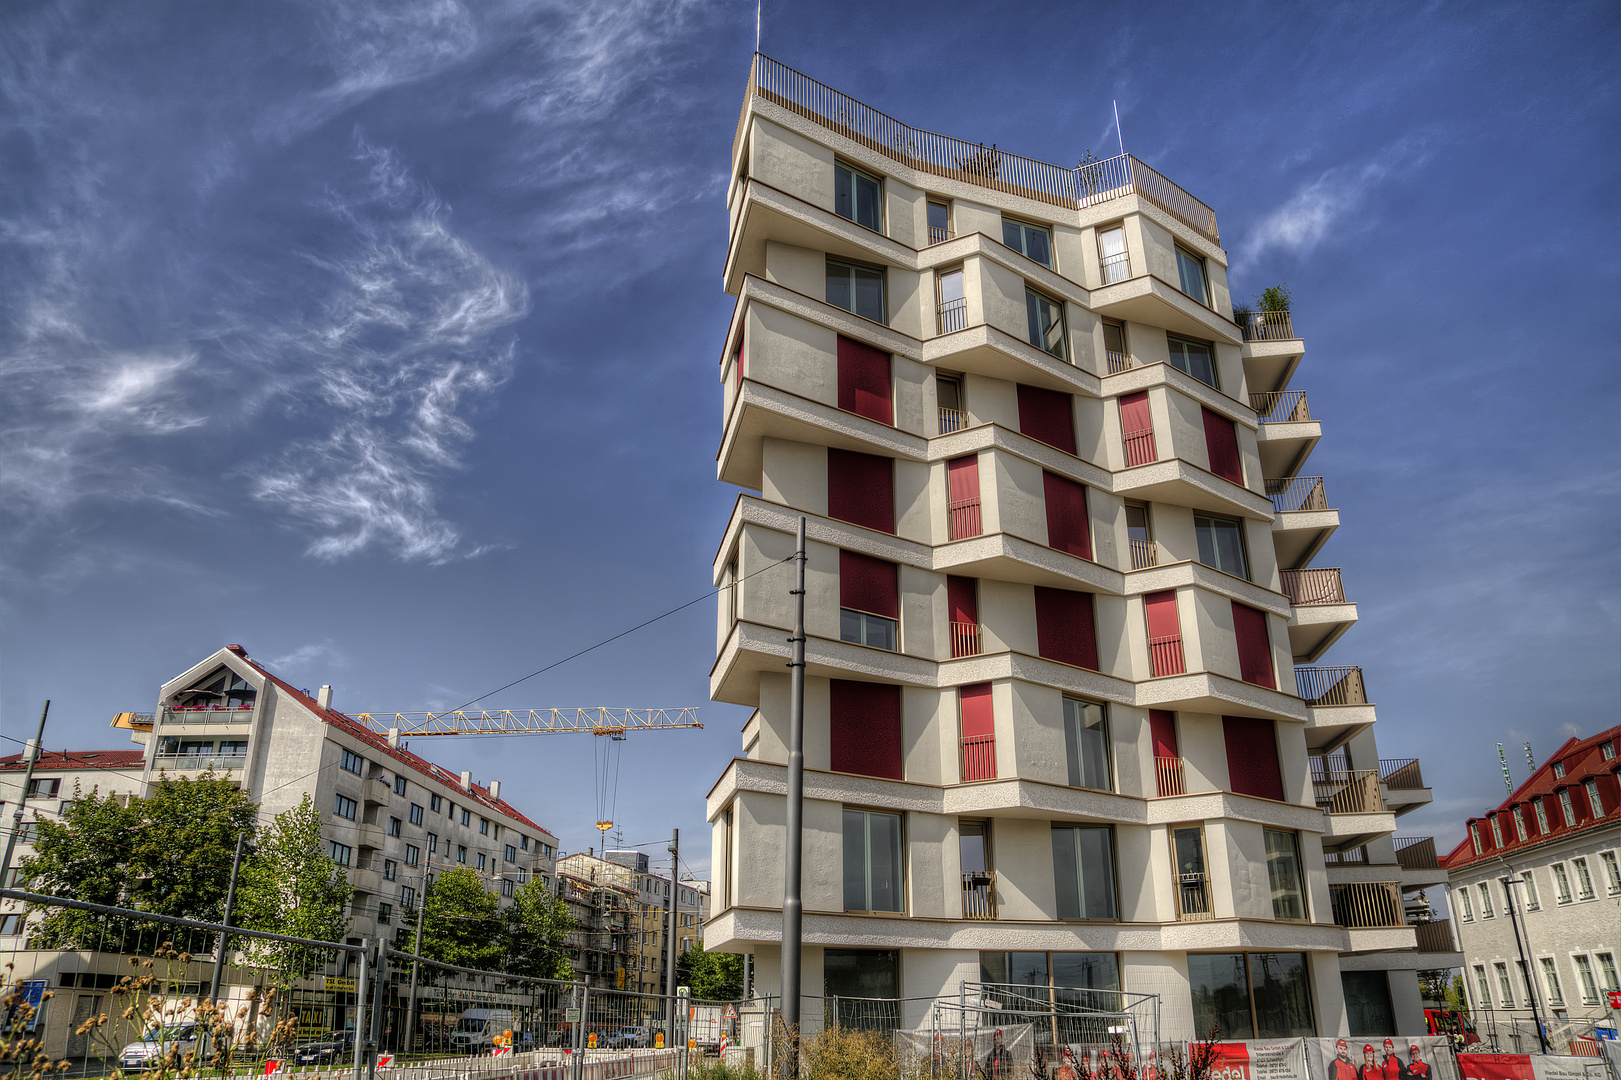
366, 939, 388, 1080
0, 702, 50, 887
664, 830, 680, 1032
352, 937, 371, 1080
209, 833, 249, 1004
781, 517, 807, 1062
1498, 864, 1552, 1053
403, 877, 429, 1055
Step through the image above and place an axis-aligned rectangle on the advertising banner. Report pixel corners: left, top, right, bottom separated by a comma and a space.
1456, 1054, 1594, 1080
1209, 1040, 1311, 1080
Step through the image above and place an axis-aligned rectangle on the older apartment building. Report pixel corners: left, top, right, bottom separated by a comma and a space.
556, 850, 710, 993
703, 56, 1455, 1041
1443, 728, 1621, 1046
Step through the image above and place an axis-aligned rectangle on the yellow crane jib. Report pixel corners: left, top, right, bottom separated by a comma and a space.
351, 707, 702, 741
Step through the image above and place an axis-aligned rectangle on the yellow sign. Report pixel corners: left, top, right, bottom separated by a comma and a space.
588, 1033, 598, 1049
655, 1033, 664, 1049
325, 976, 357, 992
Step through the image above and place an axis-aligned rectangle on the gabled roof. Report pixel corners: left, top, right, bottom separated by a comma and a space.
1441, 726, 1620, 871
0, 750, 148, 772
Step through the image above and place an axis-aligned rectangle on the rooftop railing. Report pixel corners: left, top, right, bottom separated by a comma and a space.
744, 54, 1219, 242
1251, 390, 1311, 424
1280, 567, 1347, 605
1381, 759, 1427, 790
1266, 476, 1329, 513
1295, 665, 1366, 706
1239, 310, 1297, 341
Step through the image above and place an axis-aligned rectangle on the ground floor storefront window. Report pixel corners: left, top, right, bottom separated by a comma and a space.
1187, 952, 1315, 1038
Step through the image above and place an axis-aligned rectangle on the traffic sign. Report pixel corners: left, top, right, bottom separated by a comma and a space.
565, 1008, 581, 1023
1608, 990, 1621, 1010
724, 1005, 737, 1020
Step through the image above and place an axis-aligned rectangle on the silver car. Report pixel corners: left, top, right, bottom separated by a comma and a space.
120, 1024, 200, 1070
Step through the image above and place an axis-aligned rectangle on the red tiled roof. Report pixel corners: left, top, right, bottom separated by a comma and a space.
1441, 726, 1621, 871
0, 750, 148, 771
224, 645, 557, 841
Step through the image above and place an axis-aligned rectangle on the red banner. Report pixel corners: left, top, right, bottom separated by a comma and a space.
1458, 1055, 1534, 1080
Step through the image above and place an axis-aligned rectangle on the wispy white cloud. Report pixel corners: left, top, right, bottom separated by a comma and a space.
268, 639, 351, 672
1238, 162, 1392, 263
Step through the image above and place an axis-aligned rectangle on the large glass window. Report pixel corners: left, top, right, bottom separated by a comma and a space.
1342, 971, 1394, 1038
979, 952, 1122, 1018
1051, 826, 1116, 920
928, 201, 952, 244
1003, 218, 1052, 266
840, 608, 897, 650
1026, 289, 1067, 359
835, 163, 882, 231
828, 259, 885, 323
1189, 952, 1315, 1039
1175, 246, 1209, 304
1264, 830, 1306, 920
1063, 699, 1111, 791
824, 950, 900, 1030
843, 809, 904, 912
1098, 226, 1129, 284
1194, 514, 1249, 579
1167, 335, 1218, 388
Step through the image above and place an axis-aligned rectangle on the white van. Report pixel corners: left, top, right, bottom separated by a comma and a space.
448, 1008, 514, 1053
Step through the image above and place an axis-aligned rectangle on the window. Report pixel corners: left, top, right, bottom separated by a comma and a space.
1457, 886, 1473, 920
1003, 218, 1052, 266
1552, 863, 1572, 902
456, 845, 467, 864
837, 336, 893, 424
477, 852, 487, 870
0, 914, 24, 936
1097, 225, 1128, 284
1026, 289, 1066, 358
1499, 877, 1514, 912
1558, 788, 1576, 826
1166, 335, 1218, 389
1539, 957, 1563, 1005
1512, 806, 1528, 841
430, 794, 442, 813
405, 844, 420, 866
1585, 778, 1605, 817
1043, 473, 1092, 558
1017, 383, 1077, 454
1175, 245, 1209, 304
505, 845, 517, 862
842, 809, 904, 912
1264, 830, 1306, 920
518, 867, 528, 884
831, 680, 902, 782
1063, 699, 1111, 790
1489, 815, 1504, 847
460, 808, 471, 826
520, 834, 529, 851
1533, 798, 1550, 833
1052, 825, 1117, 920
340, 749, 364, 775
1469, 823, 1482, 855
1195, 514, 1249, 579
978, 952, 1121, 1008
937, 269, 966, 334
1477, 882, 1494, 918
827, 448, 895, 533
1552, 761, 1566, 779
834, 162, 882, 231
937, 374, 965, 433
1231, 604, 1276, 689
334, 794, 357, 820
540, 843, 553, 858
389, 817, 402, 837
1188, 953, 1315, 1038
501, 877, 516, 897
330, 842, 352, 867
1604, 741, 1618, 761
1598, 952, 1619, 992
377, 902, 392, 925
1224, 717, 1284, 800
1103, 319, 1130, 374
383, 859, 398, 881
26, 778, 60, 797
1522, 870, 1540, 909
1034, 586, 1099, 670
479, 817, 489, 835
827, 258, 885, 323
927, 201, 951, 244
1201, 408, 1243, 486
839, 550, 899, 650
1495, 962, 1515, 1007
1472, 966, 1492, 1011
394, 775, 406, 796
409, 803, 423, 826
1572, 857, 1595, 899
401, 885, 417, 909
427, 832, 438, 854
1601, 851, 1620, 894
1574, 955, 1600, 1004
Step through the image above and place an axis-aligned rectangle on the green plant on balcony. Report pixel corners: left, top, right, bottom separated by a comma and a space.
1256, 282, 1292, 312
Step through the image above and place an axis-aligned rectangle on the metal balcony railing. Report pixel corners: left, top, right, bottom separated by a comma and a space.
1129, 538, 1160, 570
1176, 873, 1213, 921
938, 296, 967, 334
1322, 847, 1368, 865
1313, 769, 1385, 814
948, 496, 982, 540
1266, 476, 1329, 513
1155, 756, 1185, 797
1099, 251, 1131, 285
961, 870, 997, 920
960, 734, 996, 782
1329, 881, 1405, 928
152, 753, 246, 772
1106, 350, 1135, 374
1280, 567, 1347, 605
1413, 918, 1455, 952
1295, 665, 1366, 706
160, 706, 254, 725
1251, 390, 1311, 423
938, 407, 968, 434
1122, 427, 1157, 467
1149, 634, 1186, 678
950, 621, 983, 659
1395, 837, 1440, 870
1381, 759, 1426, 790
1239, 310, 1296, 341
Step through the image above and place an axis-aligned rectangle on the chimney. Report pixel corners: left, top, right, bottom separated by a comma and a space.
460, 770, 472, 792
387, 728, 399, 749
489, 780, 501, 801
317, 685, 333, 709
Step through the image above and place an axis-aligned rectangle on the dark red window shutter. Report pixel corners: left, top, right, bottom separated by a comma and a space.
1017, 383, 1076, 455
1149, 710, 1178, 758
1201, 407, 1243, 485
827, 448, 894, 534
839, 550, 899, 618
1144, 590, 1185, 676
1222, 716, 1283, 801
947, 455, 982, 539
1042, 472, 1092, 559
1119, 391, 1157, 467
947, 576, 978, 626
1231, 602, 1276, 689
1033, 586, 1099, 670
959, 682, 995, 781
830, 679, 902, 780
837, 336, 893, 424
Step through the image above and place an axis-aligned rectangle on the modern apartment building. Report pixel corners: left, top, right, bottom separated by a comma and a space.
1443, 728, 1621, 1046
702, 55, 1454, 1042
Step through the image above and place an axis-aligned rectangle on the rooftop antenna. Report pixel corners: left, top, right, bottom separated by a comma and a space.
1113, 100, 1125, 158
1497, 743, 1513, 794
1524, 742, 1535, 773
755, 0, 761, 54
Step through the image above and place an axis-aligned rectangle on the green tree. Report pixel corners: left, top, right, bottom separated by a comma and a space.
237, 794, 352, 990
501, 878, 575, 979
1256, 283, 1292, 312
20, 783, 141, 948
676, 938, 743, 1000
422, 868, 502, 970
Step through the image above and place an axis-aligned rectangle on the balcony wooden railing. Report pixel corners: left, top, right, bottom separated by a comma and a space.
939, 407, 968, 435
950, 621, 983, 659
1176, 873, 1213, 921
961, 733, 996, 781
928, 225, 955, 245
1099, 251, 1131, 285
962, 870, 997, 920
1395, 836, 1440, 870
1251, 390, 1311, 424
1413, 918, 1455, 953
1130, 538, 1160, 570
938, 296, 967, 334
1155, 756, 1185, 797
746, 55, 1218, 240
1149, 634, 1186, 677
1266, 476, 1329, 513
1381, 759, 1426, 790
1280, 567, 1346, 605
1122, 427, 1158, 467
948, 496, 982, 540
1106, 350, 1135, 374
1295, 665, 1366, 706
1239, 310, 1296, 341
1313, 769, 1385, 814
1329, 881, 1404, 928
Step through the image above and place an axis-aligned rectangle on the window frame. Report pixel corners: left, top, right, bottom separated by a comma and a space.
839, 607, 899, 651
404, 844, 421, 866
1600, 850, 1620, 895
927, 200, 952, 245
1024, 287, 1067, 360
834, 160, 883, 233
1456, 886, 1474, 921
1263, 829, 1308, 921
340, 749, 364, 775
1002, 217, 1054, 267
1521, 869, 1540, 909
1552, 862, 1572, 903
1572, 856, 1595, 899
1051, 823, 1119, 921
1193, 512, 1251, 581
430, 794, 442, 813
1477, 882, 1494, 918
329, 842, 352, 867
409, 803, 424, 826
1166, 334, 1219, 390
1558, 788, 1576, 826
1097, 223, 1129, 285
1585, 778, 1604, 817
1061, 697, 1113, 792
1174, 244, 1210, 306
393, 775, 407, 796
841, 807, 906, 914
1538, 956, 1564, 1005
1573, 954, 1601, 1004
1494, 961, 1515, 1008
826, 257, 887, 324
334, 793, 357, 820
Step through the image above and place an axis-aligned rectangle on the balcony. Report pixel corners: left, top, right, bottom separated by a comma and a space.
1395, 836, 1447, 889
938, 297, 967, 335
1412, 918, 1458, 954
950, 621, 984, 659
1330, 881, 1404, 928
1129, 538, 1161, 570
159, 706, 253, 726
1149, 633, 1186, 678
1106, 349, 1135, 375
1176, 873, 1214, 921
1296, 665, 1367, 706
1240, 311, 1297, 342
356, 822, 386, 850
1380, 759, 1434, 816
1268, 477, 1337, 569
1239, 312, 1304, 395
1297, 665, 1373, 752
1281, 567, 1356, 663
1313, 767, 1385, 814
961, 871, 997, 920
939, 407, 968, 435
1122, 426, 1158, 467
948, 494, 982, 540
1252, 391, 1320, 479
1155, 756, 1185, 797
151, 753, 245, 773
960, 734, 996, 782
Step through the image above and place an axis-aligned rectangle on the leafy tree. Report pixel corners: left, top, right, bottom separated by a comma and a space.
422, 868, 502, 970
20, 783, 141, 948
501, 878, 575, 980
237, 794, 352, 990
676, 938, 743, 1000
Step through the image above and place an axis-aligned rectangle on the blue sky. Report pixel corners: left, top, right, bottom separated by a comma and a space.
2, 0, 1617, 875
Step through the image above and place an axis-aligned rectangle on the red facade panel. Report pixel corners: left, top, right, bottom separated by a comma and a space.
1043, 472, 1092, 560
1033, 586, 1099, 671
1202, 407, 1243, 485
1222, 716, 1284, 801
1119, 391, 1158, 467
1017, 383, 1077, 455
837, 336, 893, 424
1144, 590, 1186, 677
947, 455, 982, 539
947, 575, 978, 625
1150, 710, 1178, 759
959, 683, 995, 739
839, 550, 899, 618
1231, 602, 1277, 689
830, 679, 902, 780
827, 448, 895, 534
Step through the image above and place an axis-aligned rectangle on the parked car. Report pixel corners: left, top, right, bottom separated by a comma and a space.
120, 1025, 200, 1070
293, 1030, 356, 1065
607, 1026, 650, 1049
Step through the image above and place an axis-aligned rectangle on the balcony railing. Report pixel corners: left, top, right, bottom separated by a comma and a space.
1394, 836, 1440, 870
1266, 476, 1328, 513
1122, 427, 1158, 467
928, 225, 955, 245
961, 870, 997, 920
950, 621, 983, 659
939, 407, 968, 434
152, 753, 246, 772
1106, 350, 1135, 375
1280, 567, 1346, 605
938, 296, 967, 334
1313, 769, 1385, 814
1176, 873, 1213, 921
1155, 756, 1185, 797
160, 706, 254, 725
1239, 310, 1296, 341
1329, 881, 1404, 929
1129, 538, 1160, 570
1099, 251, 1131, 285
1322, 847, 1368, 865
1413, 918, 1455, 953
1149, 634, 1186, 678
960, 734, 996, 782
1251, 390, 1311, 424
746, 55, 1218, 241
1381, 759, 1426, 790
948, 496, 982, 540
1295, 665, 1366, 706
